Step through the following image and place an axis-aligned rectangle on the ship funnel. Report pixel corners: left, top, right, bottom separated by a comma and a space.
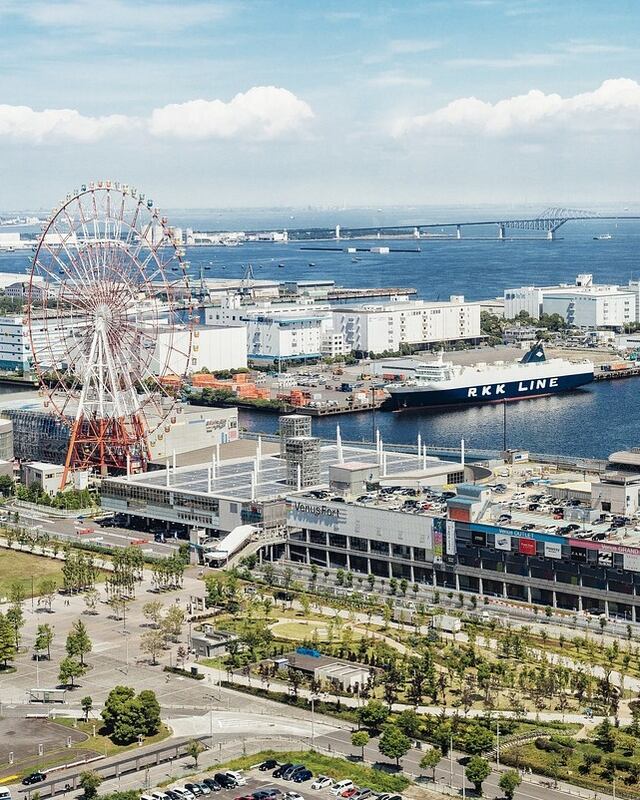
520, 342, 546, 364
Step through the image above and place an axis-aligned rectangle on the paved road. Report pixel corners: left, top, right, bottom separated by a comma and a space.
9, 507, 179, 558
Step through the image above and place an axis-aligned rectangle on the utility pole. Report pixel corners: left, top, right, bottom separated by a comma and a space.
502, 400, 507, 451
449, 735, 453, 787
496, 721, 500, 767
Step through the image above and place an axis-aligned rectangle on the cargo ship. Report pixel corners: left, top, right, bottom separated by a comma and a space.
385, 344, 594, 411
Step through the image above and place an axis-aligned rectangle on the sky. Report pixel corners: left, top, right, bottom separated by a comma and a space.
0, 0, 639, 211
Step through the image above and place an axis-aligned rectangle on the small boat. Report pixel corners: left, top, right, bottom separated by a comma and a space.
278, 263, 285, 268
593, 233, 613, 240
351, 257, 360, 263
308, 262, 316, 267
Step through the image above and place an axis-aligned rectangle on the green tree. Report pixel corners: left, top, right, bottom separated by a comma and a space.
34, 623, 54, 660
420, 747, 442, 781
357, 699, 390, 731
138, 690, 161, 735
38, 578, 57, 612
378, 725, 411, 766
465, 756, 491, 795
463, 723, 494, 755
81, 696, 93, 722
396, 709, 422, 739
79, 772, 102, 800
142, 600, 164, 627
187, 739, 205, 766
102, 686, 136, 732
9, 581, 25, 606
0, 612, 16, 668
594, 718, 616, 752
6, 603, 24, 649
351, 730, 370, 761
161, 605, 185, 642
499, 770, 522, 800
66, 619, 92, 667
141, 629, 165, 665
58, 656, 85, 688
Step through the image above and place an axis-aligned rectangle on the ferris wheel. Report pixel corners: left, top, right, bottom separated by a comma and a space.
27, 181, 194, 486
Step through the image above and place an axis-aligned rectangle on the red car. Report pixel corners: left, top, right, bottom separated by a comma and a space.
341, 790, 359, 798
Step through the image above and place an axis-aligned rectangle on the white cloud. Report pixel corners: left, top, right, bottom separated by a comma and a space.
394, 78, 640, 138
148, 86, 314, 141
0, 105, 132, 142
5, 0, 232, 32
0, 86, 314, 144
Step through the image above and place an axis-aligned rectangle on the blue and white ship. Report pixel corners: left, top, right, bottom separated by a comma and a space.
385, 344, 594, 411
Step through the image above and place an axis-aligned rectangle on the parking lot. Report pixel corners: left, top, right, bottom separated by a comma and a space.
147, 758, 402, 800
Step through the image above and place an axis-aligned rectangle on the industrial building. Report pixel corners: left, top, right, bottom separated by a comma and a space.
503, 274, 639, 329
1, 394, 238, 467
153, 324, 247, 374
332, 296, 481, 355
205, 296, 333, 363
101, 417, 468, 541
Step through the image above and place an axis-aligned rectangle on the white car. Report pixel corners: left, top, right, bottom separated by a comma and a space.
151, 794, 168, 800
225, 772, 247, 787
311, 777, 334, 790
283, 794, 304, 800
330, 782, 354, 796
173, 790, 196, 800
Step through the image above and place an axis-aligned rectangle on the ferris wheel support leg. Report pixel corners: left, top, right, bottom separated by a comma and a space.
61, 417, 82, 491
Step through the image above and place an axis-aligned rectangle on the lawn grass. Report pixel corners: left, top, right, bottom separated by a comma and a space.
0, 549, 66, 598
222, 750, 410, 793
56, 719, 171, 757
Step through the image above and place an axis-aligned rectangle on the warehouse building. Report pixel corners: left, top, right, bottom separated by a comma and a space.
332, 296, 481, 355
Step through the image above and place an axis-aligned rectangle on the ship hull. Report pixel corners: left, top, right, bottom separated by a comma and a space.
387, 371, 594, 411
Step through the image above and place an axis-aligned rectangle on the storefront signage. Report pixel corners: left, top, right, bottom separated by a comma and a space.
446, 520, 457, 556
624, 553, 640, 572
494, 534, 512, 551
544, 541, 562, 559
471, 530, 486, 546
433, 530, 443, 564
518, 538, 536, 556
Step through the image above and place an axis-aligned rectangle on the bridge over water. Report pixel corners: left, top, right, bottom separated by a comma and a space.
279, 208, 640, 242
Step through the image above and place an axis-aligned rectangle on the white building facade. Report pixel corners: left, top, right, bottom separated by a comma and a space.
332, 296, 481, 354
205, 297, 333, 361
153, 324, 247, 375
504, 274, 638, 329
0, 314, 69, 373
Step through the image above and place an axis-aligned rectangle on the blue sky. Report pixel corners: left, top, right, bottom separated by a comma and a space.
0, 0, 639, 209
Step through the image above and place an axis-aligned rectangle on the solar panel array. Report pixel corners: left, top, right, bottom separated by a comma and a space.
134, 444, 431, 502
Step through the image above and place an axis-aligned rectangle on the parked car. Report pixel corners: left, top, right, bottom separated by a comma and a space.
151, 792, 169, 800
213, 774, 237, 789
273, 764, 293, 779
164, 791, 182, 800
259, 759, 279, 772
283, 765, 306, 780
311, 778, 334, 790
331, 782, 354, 796
352, 790, 372, 800
22, 774, 46, 786
282, 794, 304, 800
185, 785, 203, 797
260, 791, 281, 799
173, 788, 196, 800
292, 770, 313, 783
341, 790, 358, 799
201, 781, 221, 793
225, 772, 247, 787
